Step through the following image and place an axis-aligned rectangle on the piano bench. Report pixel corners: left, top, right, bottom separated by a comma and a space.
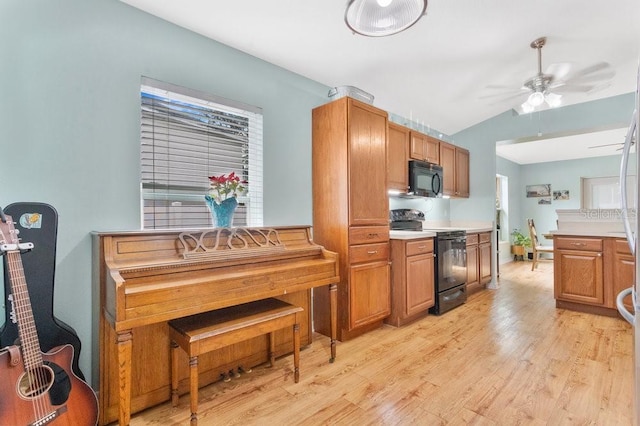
168, 298, 303, 426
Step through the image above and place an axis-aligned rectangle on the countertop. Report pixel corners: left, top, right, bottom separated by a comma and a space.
549, 229, 627, 239
390, 226, 494, 240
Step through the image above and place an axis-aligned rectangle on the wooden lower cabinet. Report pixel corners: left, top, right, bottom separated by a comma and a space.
466, 232, 492, 292
555, 247, 604, 305
466, 234, 480, 291
612, 238, 634, 312
552, 235, 636, 315
479, 232, 492, 285
349, 261, 391, 329
386, 238, 435, 327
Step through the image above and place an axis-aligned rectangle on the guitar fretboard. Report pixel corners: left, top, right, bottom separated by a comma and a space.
6, 250, 43, 370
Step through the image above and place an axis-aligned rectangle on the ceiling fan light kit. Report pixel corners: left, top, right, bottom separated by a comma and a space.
519, 37, 565, 113
345, 0, 427, 37
486, 36, 614, 115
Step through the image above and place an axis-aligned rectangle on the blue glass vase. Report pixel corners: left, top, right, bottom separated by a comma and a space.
205, 195, 238, 228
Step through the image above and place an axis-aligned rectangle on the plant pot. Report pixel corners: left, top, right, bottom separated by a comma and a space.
511, 245, 525, 261
511, 245, 525, 256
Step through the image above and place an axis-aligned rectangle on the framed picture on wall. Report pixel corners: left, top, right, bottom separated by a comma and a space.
553, 190, 570, 200
538, 197, 552, 205
526, 184, 551, 197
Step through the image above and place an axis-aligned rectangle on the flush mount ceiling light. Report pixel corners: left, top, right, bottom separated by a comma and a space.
345, 0, 428, 37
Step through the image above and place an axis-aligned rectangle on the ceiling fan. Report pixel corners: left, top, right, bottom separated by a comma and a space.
588, 134, 636, 151
482, 37, 615, 113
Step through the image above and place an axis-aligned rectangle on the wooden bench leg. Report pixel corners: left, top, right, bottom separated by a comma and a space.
170, 341, 180, 407
268, 331, 275, 367
189, 356, 199, 426
293, 323, 300, 383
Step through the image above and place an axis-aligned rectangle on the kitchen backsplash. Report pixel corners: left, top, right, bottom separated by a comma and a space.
389, 196, 449, 221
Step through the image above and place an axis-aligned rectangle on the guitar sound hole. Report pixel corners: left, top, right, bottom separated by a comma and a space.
18, 365, 54, 399
16, 362, 72, 406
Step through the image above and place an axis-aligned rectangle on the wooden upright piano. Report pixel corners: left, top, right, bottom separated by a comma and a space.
93, 226, 339, 425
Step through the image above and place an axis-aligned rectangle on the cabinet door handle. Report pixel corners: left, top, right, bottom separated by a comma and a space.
367, 233, 379, 239
367, 250, 378, 255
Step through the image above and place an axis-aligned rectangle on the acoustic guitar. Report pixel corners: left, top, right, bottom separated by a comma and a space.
0, 211, 98, 425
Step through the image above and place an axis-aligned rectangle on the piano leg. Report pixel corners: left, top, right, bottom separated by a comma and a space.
329, 283, 337, 363
116, 329, 133, 426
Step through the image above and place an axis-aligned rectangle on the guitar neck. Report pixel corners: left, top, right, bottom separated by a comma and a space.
5, 251, 43, 370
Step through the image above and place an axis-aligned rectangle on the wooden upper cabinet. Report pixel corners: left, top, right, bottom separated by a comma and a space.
387, 123, 409, 192
348, 101, 389, 226
409, 131, 439, 164
440, 141, 455, 196
455, 147, 470, 198
439, 141, 470, 198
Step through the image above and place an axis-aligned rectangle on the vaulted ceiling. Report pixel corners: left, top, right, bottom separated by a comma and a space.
122, 0, 640, 162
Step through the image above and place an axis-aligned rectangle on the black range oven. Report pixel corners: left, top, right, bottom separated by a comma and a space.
429, 230, 467, 315
389, 209, 467, 315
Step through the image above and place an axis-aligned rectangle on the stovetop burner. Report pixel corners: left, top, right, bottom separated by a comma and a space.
389, 209, 424, 231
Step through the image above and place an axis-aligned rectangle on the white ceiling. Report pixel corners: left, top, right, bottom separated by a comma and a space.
496, 126, 632, 165
121, 0, 640, 163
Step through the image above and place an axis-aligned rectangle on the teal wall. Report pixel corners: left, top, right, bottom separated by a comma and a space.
0, 0, 329, 387
452, 94, 635, 232
496, 154, 630, 244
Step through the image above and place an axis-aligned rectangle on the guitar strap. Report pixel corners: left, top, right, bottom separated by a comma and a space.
0, 202, 85, 380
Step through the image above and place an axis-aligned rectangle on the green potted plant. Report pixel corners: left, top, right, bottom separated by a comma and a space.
511, 229, 531, 260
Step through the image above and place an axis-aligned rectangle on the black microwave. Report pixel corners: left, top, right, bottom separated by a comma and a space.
408, 160, 443, 197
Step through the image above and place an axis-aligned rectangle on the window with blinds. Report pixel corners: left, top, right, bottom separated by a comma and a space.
140, 77, 263, 229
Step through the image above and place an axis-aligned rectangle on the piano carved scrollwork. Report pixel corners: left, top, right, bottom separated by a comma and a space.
179, 227, 285, 261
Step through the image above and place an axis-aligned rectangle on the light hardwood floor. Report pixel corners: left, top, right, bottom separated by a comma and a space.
131, 261, 634, 425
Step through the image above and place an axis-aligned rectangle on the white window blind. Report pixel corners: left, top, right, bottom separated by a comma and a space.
140, 77, 263, 229
581, 175, 636, 209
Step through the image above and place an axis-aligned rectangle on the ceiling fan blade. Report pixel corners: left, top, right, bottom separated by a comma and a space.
482, 91, 528, 104
484, 84, 517, 90
569, 62, 612, 79
479, 85, 527, 100
587, 82, 613, 94
545, 62, 572, 80
551, 83, 597, 93
588, 142, 623, 149
478, 90, 521, 100
565, 70, 616, 84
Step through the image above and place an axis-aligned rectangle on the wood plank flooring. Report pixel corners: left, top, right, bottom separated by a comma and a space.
130, 261, 634, 425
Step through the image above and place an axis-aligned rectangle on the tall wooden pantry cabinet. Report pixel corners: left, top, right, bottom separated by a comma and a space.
312, 97, 391, 341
